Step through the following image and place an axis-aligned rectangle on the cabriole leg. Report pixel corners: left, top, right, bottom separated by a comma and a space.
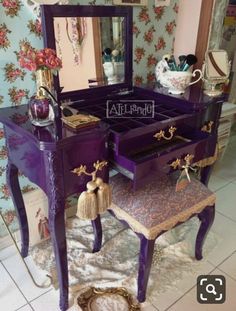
195, 205, 215, 260
6, 161, 29, 257
91, 215, 102, 253
46, 151, 68, 311
137, 236, 155, 302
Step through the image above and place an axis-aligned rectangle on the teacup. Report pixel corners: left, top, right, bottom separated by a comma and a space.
159, 69, 203, 95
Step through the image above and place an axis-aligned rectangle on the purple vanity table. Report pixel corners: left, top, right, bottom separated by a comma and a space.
0, 4, 225, 311
0, 85, 223, 311
0, 105, 108, 311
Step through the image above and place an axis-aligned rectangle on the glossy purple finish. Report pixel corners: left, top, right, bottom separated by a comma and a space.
0, 84, 223, 310
195, 205, 215, 260
0, 104, 109, 311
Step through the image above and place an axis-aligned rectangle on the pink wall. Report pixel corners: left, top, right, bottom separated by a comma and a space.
54, 17, 97, 92
174, 0, 202, 60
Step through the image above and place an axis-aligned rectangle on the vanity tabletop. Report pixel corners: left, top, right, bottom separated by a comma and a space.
0, 104, 108, 151
134, 84, 226, 110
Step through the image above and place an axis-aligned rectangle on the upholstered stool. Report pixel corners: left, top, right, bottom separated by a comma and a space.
93, 173, 216, 303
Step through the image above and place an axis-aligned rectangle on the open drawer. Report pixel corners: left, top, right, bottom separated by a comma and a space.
110, 129, 216, 187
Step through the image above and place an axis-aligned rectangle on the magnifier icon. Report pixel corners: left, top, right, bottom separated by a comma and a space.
206, 284, 217, 295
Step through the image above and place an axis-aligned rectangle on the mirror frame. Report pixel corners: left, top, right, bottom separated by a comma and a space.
41, 5, 133, 102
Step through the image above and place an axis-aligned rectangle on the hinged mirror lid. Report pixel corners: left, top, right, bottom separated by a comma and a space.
41, 5, 133, 102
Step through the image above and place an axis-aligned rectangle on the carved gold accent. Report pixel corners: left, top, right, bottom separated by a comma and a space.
153, 126, 177, 141
184, 154, 194, 166
76, 287, 141, 311
170, 158, 181, 170
72, 160, 108, 181
201, 121, 214, 133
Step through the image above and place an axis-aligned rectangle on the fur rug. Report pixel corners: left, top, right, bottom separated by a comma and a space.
30, 212, 219, 309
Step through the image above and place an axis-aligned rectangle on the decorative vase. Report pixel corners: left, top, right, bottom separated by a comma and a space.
36, 68, 54, 96
28, 69, 55, 127
103, 62, 118, 85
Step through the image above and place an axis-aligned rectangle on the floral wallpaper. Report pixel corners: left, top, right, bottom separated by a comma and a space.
0, 0, 179, 237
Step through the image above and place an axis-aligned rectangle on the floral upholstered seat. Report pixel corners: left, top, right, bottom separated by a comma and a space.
109, 173, 216, 240
93, 173, 216, 303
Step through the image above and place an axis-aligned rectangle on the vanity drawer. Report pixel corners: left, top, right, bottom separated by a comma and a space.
111, 130, 216, 187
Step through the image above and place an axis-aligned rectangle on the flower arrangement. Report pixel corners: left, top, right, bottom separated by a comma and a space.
18, 46, 62, 72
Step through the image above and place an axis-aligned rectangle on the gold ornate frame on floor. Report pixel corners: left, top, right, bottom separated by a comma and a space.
76, 287, 141, 311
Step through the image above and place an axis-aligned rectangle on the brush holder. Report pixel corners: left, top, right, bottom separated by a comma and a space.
159, 70, 202, 95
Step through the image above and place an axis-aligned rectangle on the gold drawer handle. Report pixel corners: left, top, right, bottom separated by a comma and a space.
170, 158, 181, 170
72, 160, 108, 180
184, 154, 194, 166
201, 121, 214, 133
153, 126, 177, 141
170, 154, 194, 170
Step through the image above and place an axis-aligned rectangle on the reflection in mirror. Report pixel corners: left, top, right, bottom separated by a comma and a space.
202, 49, 231, 96
53, 16, 125, 92
41, 5, 133, 101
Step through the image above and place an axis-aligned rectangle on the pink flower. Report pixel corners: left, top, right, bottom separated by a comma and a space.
18, 47, 62, 71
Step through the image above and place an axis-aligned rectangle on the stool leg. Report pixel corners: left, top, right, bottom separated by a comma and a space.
195, 205, 215, 260
91, 215, 102, 253
137, 236, 155, 302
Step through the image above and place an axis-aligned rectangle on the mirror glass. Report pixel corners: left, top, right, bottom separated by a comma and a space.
41, 5, 133, 99
54, 16, 125, 92
205, 50, 230, 79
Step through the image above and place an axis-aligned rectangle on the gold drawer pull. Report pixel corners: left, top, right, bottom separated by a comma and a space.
153, 126, 177, 141
170, 154, 194, 170
170, 158, 181, 170
201, 121, 214, 133
72, 160, 108, 180
184, 154, 194, 166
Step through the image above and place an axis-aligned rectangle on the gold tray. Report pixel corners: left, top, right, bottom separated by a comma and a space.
76, 287, 140, 311
62, 114, 100, 130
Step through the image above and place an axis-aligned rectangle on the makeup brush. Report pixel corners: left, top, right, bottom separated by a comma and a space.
178, 55, 186, 70
182, 54, 198, 71
103, 48, 112, 62
168, 55, 178, 71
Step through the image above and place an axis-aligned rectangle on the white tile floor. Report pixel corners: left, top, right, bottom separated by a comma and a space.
1, 137, 236, 311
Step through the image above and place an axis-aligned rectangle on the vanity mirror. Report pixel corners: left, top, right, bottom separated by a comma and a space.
41, 5, 133, 101
202, 49, 231, 96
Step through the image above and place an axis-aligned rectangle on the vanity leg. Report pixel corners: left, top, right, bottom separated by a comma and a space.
200, 165, 213, 186
46, 152, 68, 311
91, 215, 102, 253
137, 236, 155, 302
6, 161, 29, 258
195, 205, 215, 260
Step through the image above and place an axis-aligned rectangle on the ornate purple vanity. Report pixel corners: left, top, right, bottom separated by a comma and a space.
0, 5, 224, 311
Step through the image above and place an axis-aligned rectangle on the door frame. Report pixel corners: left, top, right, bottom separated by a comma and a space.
194, 0, 215, 70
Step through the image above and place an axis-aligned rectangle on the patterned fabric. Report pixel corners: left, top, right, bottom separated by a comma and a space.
109, 174, 216, 240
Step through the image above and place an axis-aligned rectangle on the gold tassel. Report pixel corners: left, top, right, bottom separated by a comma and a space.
76, 181, 98, 220
95, 177, 112, 214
